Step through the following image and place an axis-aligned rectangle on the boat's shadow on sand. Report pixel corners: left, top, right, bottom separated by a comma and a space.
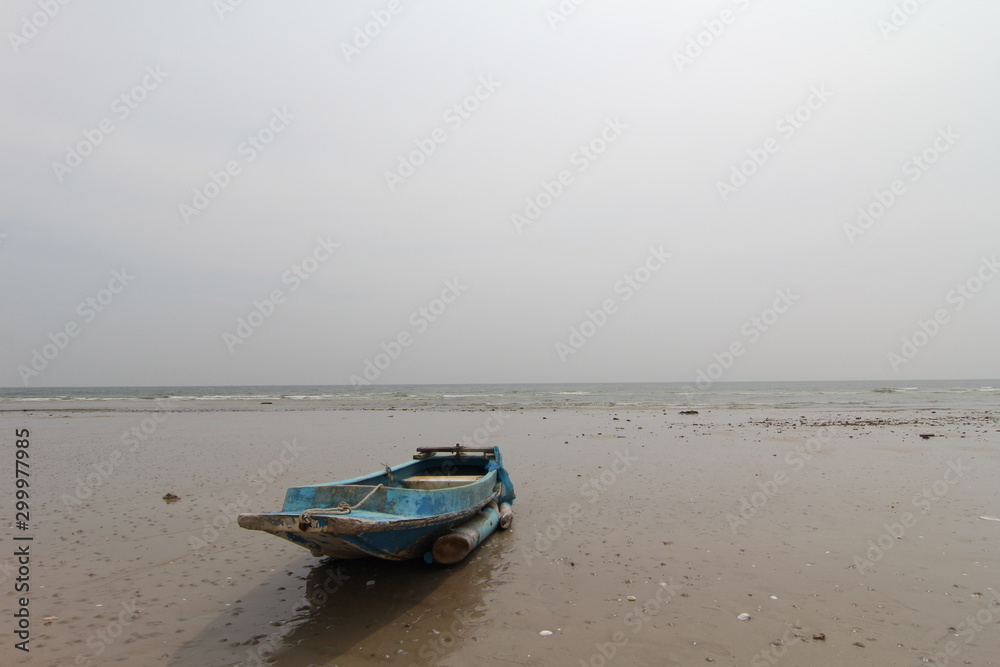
170, 544, 506, 667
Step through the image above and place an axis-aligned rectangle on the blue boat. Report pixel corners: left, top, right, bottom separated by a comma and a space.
237, 446, 515, 562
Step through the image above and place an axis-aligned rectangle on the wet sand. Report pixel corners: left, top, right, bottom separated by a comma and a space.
1, 404, 998, 666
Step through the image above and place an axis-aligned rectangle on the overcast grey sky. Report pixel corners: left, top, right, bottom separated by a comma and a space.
2, 0, 998, 387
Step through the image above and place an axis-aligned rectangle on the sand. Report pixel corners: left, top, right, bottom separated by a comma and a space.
1, 404, 998, 666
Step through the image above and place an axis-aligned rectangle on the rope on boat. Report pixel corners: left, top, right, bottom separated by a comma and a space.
297, 484, 385, 525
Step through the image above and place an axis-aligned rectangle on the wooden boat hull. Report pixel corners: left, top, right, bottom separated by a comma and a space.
238, 495, 499, 559
238, 446, 514, 561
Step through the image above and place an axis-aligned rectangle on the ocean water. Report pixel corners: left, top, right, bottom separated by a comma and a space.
0, 380, 997, 411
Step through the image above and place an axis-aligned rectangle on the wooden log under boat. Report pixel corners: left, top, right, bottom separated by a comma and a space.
431, 501, 501, 564
498, 501, 513, 529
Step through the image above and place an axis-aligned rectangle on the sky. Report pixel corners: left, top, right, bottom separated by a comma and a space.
1, 0, 999, 387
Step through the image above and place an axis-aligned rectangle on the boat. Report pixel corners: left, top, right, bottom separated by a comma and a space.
237, 446, 515, 563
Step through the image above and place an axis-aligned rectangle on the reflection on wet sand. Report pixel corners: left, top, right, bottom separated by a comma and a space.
171, 533, 512, 667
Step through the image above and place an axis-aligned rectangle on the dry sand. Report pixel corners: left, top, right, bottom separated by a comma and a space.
1, 404, 998, 666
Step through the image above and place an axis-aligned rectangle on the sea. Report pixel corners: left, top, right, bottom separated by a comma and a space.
0, 380, 997, 412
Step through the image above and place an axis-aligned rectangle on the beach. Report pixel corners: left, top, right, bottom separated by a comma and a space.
1, 399, 998, 666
